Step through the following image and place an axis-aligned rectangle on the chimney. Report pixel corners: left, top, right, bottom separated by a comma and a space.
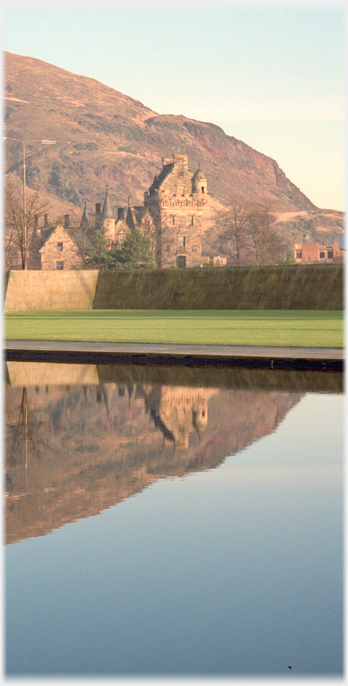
44, 214, 49, 227
162, 156, 174, 167
64, 214, 70, 228
173, 154, 188, 170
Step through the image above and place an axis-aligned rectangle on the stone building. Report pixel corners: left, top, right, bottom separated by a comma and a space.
142, 154, 207, 268
8, 154, 209, 271
85, 154, 208, 268
27, 214, 84, 270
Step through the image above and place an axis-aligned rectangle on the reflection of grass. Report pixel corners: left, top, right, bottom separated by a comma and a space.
4, 310, 344, 348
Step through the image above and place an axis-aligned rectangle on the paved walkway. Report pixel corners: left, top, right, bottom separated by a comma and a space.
4, 340, 344, 370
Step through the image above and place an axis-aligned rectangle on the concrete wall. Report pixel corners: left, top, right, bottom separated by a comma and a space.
4, 270, 99, 313
4, 264, 344, 313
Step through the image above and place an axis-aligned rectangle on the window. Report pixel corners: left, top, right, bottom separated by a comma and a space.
319, 251, 326, 259
170, 215, 175, 225
56, 261, 64, 270
327, 250, 333, 258
178, 236, 186, 247
57, 242, 63, 251
189, 216, 194, 225
201, 186, 205, 194
177, 256, 186, 268
296, 251, 302, 259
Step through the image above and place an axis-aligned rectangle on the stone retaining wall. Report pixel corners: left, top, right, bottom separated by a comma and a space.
4, 270, 99, 312
4, 264, 344, 312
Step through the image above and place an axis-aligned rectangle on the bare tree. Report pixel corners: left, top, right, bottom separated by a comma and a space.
4, 176, 50, 270
247, 203, 287, 266
215, 199, 251, 266
216, 199, 287, 266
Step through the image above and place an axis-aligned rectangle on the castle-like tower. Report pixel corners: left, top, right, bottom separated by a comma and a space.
82, 154, 208, 267
143, 154, 207, 268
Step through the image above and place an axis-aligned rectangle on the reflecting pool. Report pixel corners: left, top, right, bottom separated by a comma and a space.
4, 361, 343, 676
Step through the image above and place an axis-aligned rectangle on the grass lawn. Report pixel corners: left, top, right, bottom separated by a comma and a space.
4, 310, 344, 348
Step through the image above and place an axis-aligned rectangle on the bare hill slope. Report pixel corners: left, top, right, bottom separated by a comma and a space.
4, 51, 343, 246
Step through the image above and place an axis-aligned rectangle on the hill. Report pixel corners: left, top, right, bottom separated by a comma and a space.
4, 51, 344, 248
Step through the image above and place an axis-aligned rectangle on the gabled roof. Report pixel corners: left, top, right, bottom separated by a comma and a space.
148, 163, 174, 193
38, 225, 90, 252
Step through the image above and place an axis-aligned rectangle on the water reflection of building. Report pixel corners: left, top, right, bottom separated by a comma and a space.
5, 363, 306, 545
142, 386, 217, 449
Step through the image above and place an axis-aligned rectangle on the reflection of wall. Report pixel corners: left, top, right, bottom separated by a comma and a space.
6, 361, 344, 395
7, 362, 99, 386
5, 379, 302, 545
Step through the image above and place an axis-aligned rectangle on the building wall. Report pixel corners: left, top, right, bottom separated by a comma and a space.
102, 218, 117, 247
293, 240, 344, 264
145, 203, 204, 268
40, 225, 83, 270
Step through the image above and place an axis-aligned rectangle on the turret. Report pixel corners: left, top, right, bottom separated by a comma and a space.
102, 187, 113, 218
192, 164, 207, 196
80, 202, 89, 228
100, 187, 116, 243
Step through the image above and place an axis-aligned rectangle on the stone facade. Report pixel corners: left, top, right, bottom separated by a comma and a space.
39, 225, 83, 270
24, 213, 84, 271
143, 154, 207, 268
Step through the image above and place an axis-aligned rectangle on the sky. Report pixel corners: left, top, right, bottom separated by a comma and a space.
2, 1, 345, 211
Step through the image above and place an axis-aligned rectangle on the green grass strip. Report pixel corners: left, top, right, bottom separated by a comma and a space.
4, 310, 344, 348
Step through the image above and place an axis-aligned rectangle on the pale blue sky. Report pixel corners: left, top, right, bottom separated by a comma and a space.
3, 2, 345, 210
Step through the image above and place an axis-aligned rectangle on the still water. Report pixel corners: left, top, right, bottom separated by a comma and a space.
5, 361, 343, 677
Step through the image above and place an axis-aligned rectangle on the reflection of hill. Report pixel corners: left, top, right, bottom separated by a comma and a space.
5, 376, 302, 545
